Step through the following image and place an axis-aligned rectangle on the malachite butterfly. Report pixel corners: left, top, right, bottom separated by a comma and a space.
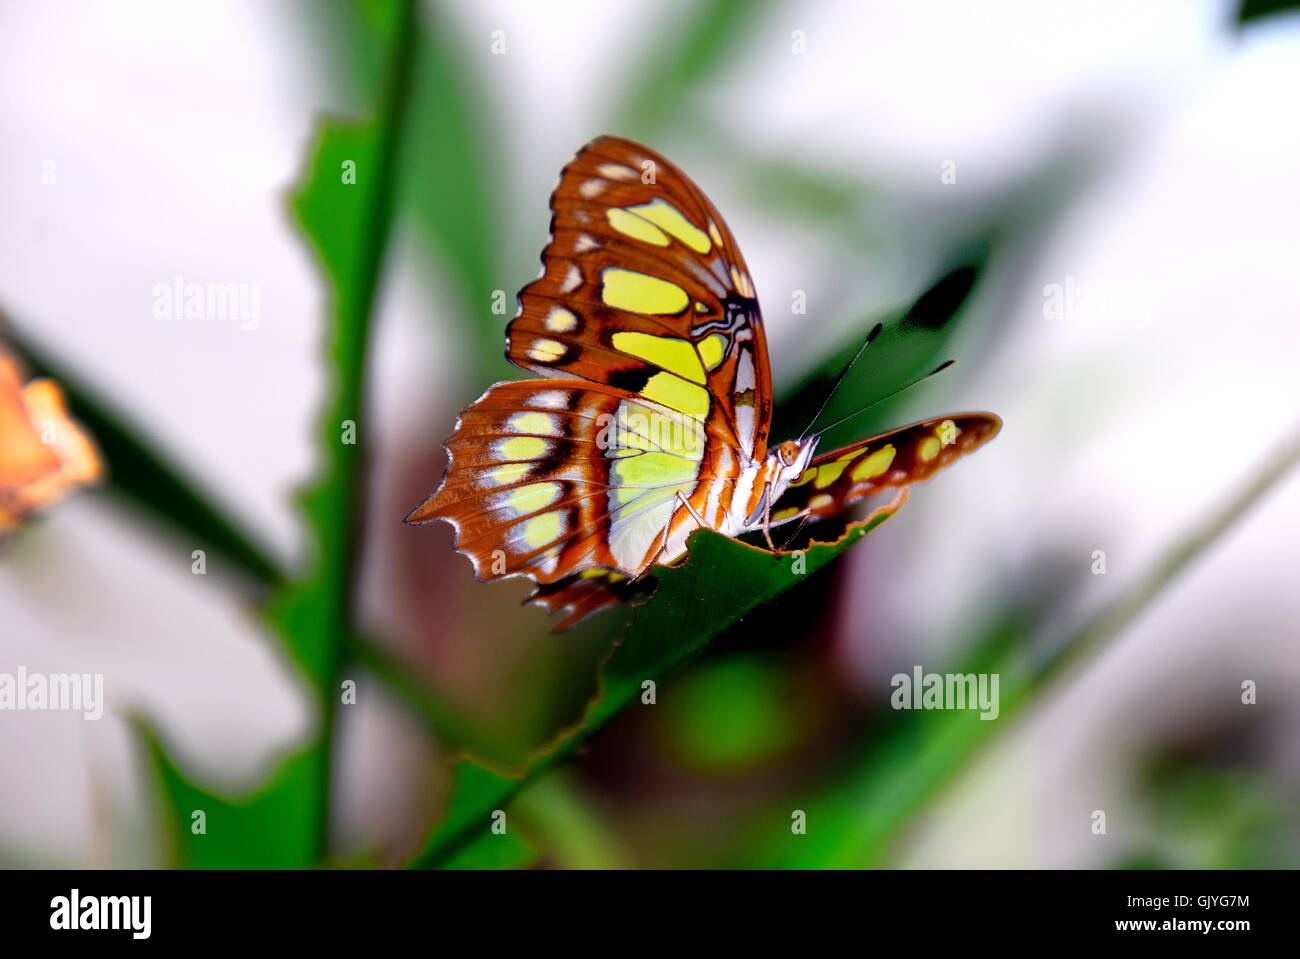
407, 136, 1000, 629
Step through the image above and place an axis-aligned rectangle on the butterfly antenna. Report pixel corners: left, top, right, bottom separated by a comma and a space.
798, 323, 883, 441
811, 359, 955, 440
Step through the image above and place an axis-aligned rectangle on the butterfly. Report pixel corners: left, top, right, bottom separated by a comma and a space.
406, 136, 1000, 630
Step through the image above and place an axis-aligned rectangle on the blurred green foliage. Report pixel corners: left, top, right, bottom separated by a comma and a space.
1237, 0, 1300, 26
660, 655, 806, 771
615, 0, 776, 140
1137, 755, 1297, 868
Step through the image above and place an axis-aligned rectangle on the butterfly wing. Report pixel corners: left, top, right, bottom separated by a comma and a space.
526, 568, 653, 632
505, 135, 772, 462
406, 379, 713, 588
772, 413, 1002, 524
408, 136, 780, 626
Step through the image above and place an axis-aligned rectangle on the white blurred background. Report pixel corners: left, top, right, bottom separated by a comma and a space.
1, 0, 1297, 867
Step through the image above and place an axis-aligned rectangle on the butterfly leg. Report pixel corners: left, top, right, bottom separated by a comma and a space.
644, 490, 704, 572
768, 509, 812, 528
644, 511, 676, 573
675, 489, 707, 529
760, 483, 776, 550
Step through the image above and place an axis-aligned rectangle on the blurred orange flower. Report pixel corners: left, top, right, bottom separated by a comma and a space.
0, 347, 102, 532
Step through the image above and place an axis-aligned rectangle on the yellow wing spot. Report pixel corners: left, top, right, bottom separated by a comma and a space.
850, 445, 896, 482
607, 208, 671, 247
527, 338, 567, 362
611, 331, 705, 384
609, 400, 658, 452
771, 506, 800, 522
808, 493, 835, 513
608, 450, 700, 508
697, 333, 727, 371
487, 462, 531, 486
937, 419, 960, 446
544, 306, 578, 333
624, 198, 711, 254
813, 460, 850, 489
595, 163, 638, 181
695, 301, 709, 313
607, 571, 627, 582
642, 373, 709, 417
918, 437, 941, 463
707, 219, 724, 249
789, 467, 817, 488
579, 567, 607, 579
601, 268, 689, 315
519, 512, 564, 550
609, 398, 705, 454
505, 411, 559, 436
497, 436, 549, 461
500, 482, 562, 516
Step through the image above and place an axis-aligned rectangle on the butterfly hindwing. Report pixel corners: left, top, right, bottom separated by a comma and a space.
526, 568, 653, 632
506, 135, 772, 461
772, 413, 1002, 524
405, 379, 712, 585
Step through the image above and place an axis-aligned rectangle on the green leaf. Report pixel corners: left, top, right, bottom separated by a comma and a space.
1, 317, 282, 587
149, 0, 420, 867
141, 723, 320, 869
409, 502, 902, 868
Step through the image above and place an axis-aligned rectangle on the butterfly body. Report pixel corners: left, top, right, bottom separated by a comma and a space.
407, 136, 1000, 628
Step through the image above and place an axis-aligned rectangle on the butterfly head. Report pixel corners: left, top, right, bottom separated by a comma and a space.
767, 437, 819, 495
735, 438, 819, 536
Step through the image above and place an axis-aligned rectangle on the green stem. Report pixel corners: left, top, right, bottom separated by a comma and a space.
313, 0, 419, 861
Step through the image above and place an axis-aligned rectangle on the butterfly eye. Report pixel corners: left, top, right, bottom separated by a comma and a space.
778, 440, 801, 467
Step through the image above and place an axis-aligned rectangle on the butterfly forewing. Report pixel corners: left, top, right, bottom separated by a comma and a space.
772, 413, 1002, 524
506, 136, 772, 461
